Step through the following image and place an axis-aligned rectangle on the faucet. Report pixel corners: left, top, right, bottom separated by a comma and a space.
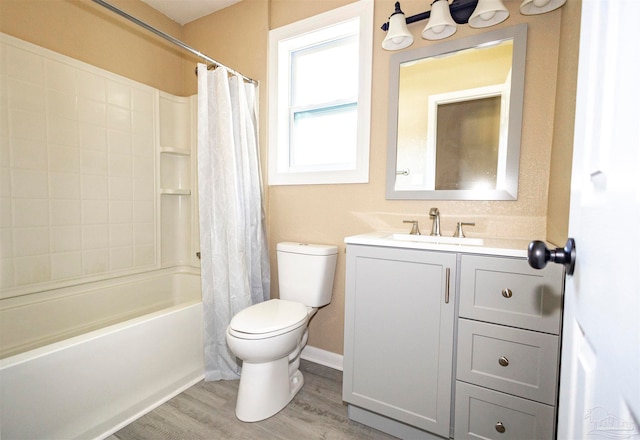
403, 220, 421, 235
429, 208, 441, 236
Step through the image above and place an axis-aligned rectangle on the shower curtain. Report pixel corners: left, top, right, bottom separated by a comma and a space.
197, 64, 270, 381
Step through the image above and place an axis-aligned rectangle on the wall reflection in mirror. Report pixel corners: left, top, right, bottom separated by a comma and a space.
386, 24, 527, 200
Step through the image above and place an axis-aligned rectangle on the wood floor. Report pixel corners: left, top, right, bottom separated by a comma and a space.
109, 360, 398, 440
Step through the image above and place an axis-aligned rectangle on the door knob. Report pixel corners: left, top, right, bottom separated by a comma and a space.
527, 238, 576, 275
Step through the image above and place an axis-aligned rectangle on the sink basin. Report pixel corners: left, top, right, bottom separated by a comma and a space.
387, 233, 485, 246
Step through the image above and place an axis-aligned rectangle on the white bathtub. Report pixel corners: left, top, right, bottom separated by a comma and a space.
0, 268, 204, 440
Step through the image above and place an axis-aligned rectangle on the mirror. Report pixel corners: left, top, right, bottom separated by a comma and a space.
386, 24, 527, 200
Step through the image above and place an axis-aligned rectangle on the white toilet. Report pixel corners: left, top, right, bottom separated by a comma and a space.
226, 242, 338, 422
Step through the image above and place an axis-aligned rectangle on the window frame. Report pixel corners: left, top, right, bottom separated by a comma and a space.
268, 0, 373, 186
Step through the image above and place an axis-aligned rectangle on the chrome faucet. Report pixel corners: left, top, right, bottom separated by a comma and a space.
429, 207, 441, 236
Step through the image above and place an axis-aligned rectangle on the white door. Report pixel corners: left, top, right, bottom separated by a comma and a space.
557, 1, 640, 438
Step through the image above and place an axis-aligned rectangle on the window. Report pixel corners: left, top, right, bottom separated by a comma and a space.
268, 0, 373, 185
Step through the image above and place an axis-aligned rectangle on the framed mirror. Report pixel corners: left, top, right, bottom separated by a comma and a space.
386, 24, 527, 200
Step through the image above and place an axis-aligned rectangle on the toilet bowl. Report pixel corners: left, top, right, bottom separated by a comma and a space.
226, 299, 314, 422
226, 242, 338, 422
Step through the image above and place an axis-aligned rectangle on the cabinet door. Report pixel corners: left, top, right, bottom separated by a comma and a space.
343, 245, 456, 437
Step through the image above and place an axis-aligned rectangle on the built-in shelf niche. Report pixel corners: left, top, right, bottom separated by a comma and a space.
158, 93, 197, 268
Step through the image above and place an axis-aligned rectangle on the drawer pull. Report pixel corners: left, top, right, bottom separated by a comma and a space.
445, 268, 450, 304
495, 421, 506, 433
498, 356, 509, 367
501, 288, 513, 298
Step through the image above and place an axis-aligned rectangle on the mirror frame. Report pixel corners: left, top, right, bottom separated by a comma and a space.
386, 24, 527, 200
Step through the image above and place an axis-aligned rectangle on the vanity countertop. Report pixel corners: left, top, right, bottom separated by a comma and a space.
345, 232, 534, 258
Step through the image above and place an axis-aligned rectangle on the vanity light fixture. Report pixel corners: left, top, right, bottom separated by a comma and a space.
382, 0, 566, 49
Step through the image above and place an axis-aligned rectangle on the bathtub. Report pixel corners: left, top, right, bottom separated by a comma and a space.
0, 268, 204, 440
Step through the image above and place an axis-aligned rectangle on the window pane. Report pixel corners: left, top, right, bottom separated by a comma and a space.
291, 103, 357, 168
291, 34, 358, 107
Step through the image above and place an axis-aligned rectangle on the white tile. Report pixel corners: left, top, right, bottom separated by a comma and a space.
13, 255, 50, 286
12, 198, 48, 227
51, 226, 81, 252
134, 244, 155, 267
10, 109, 47, 141
5, 45, 45, 84
47, 88, 77, 120
81, 149, 107, 175
109, 223, 132, 247
0, 228, 13, 258
11, 169, 48, 198
13, 227, 49, 257
0, 166, 9, 197
110, 246, 133, 271
82, 249, 108, 275
79, 123, 107, 151
133, 177, 154, 201
82, 225, 108, 249
0, 135, 8, 168
134, 222, 154, 245
108, 177, 132, 200
107, 106, 130, 132
133, 154, 154, 179
82, 199, 108, 224
10, 137, 48, 170
0, 197, 11, 227
51, 199, 81, 226
47, 116, 79, 146
131, 88, 154, 114
9, 78, 46, 113
108, 130, 131, 155
46, 59, 77, 92
81, 174, 108, 200
50, 172, 80, 199
49, 144, 80, 173
134, 201, 154, 223
132, 134, 153, 157
107, 81, 130, 108
132, 111, 154, 137
51, 251, 82, 280
108, 153, 132, 177
77, 70, 105, 101
78, 97, 106, 126
0, 258, 15, 288
110, 200, 132, 223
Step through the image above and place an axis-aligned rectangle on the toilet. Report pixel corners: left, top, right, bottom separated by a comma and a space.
226, 242, 338, 422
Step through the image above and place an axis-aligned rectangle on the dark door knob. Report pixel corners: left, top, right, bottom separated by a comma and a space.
527, 238, 576, 275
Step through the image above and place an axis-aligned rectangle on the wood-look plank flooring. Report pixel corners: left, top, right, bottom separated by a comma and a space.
109, 360, 398, 440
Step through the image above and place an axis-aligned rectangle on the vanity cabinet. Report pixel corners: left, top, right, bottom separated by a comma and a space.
454, 255, 563, 440
343, 244, 456, 439
343, 235, 565, 440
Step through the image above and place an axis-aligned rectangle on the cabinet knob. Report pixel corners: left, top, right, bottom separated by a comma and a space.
501, 288, 513, 298
495, 421, 506, 433
498, 356, 509, 367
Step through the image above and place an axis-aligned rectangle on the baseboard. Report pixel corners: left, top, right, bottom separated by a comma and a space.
301, 345, 343, 371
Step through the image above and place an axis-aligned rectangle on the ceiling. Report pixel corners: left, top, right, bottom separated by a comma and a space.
140, 0, 242, 25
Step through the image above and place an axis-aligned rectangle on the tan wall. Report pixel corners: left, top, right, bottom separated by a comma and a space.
546, 0, 581, 247
0, 0, 578, 357
0, 0, 186, 95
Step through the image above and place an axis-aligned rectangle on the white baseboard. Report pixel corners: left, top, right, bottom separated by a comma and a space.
301, 345, 343, 371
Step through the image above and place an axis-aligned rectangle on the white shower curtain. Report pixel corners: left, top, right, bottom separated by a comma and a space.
197, 64, 270, 381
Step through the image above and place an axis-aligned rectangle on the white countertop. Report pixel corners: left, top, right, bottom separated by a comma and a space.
344, 232, 533, 258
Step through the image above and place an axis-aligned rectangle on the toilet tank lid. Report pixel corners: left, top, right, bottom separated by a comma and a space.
277, 242, 338, 256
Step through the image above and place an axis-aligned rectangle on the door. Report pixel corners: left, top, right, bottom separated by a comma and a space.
558, 1, 640, 438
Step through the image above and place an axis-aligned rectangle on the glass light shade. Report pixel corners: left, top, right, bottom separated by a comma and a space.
469, 0, 510, 28
422, 0, 457, 41
520, 0, 567, 15
382, 11, 413, 50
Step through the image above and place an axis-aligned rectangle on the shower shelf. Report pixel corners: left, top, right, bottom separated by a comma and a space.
160, 147, 190, 156
160, 188, 192, 195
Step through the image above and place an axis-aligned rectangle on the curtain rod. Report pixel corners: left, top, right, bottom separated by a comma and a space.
91, 0, 258, 85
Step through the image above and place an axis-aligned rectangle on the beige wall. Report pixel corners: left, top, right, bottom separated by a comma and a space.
0, 0, 578, 356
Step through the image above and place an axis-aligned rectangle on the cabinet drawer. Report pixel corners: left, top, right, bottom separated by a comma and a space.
455, 381, 555, 440
459, 255, 564, 333
456, 319, 559, 405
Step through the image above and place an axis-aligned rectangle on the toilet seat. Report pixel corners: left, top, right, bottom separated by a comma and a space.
228, 299, 308, 340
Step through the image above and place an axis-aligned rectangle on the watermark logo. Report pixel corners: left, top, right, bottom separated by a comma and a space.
586, 407, 640, 439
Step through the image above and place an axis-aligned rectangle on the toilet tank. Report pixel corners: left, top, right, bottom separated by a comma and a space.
276, 242, 338, 307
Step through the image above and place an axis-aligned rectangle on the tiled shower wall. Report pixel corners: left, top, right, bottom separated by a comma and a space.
0, 34, 160, 295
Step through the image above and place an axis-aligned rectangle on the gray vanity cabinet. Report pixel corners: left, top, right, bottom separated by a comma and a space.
343, 244, 456, 439
454, 254, 564, 440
